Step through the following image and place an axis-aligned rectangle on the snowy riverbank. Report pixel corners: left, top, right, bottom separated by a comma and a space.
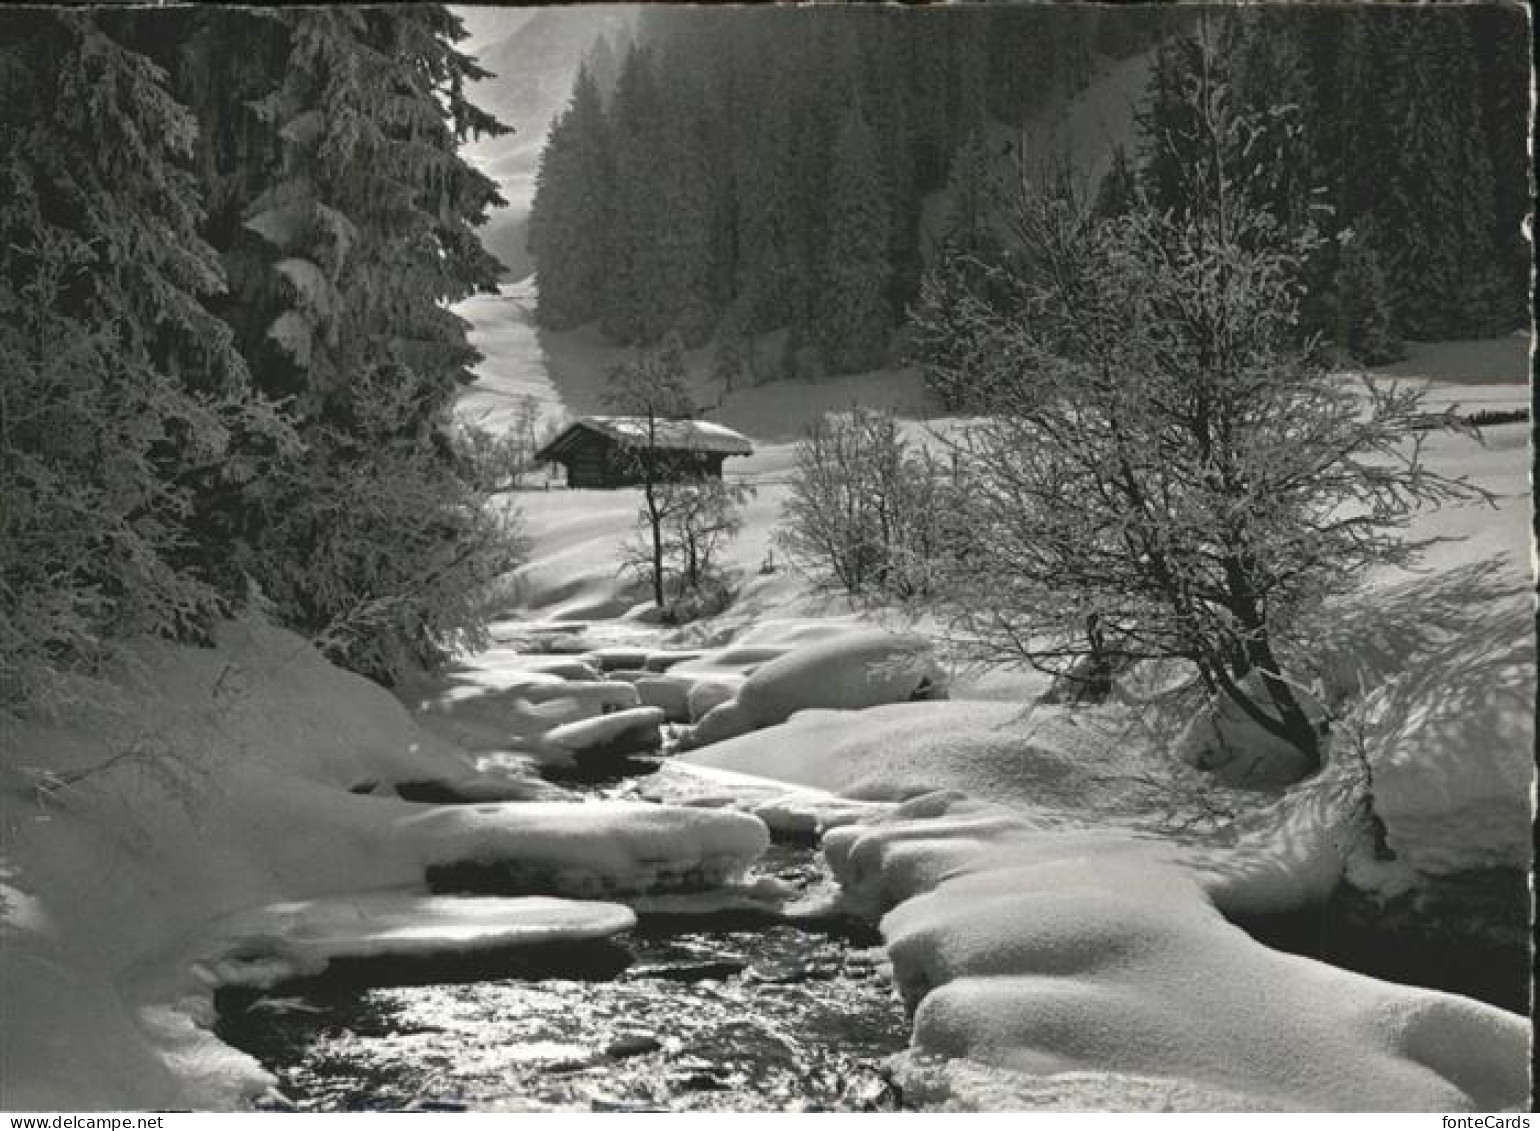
3, 327, 1531, 1110
3, 583, 1530, 1110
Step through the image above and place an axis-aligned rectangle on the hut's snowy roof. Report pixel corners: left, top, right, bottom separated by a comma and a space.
536, 416, 753, 461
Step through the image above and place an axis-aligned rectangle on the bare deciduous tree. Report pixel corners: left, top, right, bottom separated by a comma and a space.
913, 33, 1487, 771
778, 408, 957, 600
603, 334, 698, 610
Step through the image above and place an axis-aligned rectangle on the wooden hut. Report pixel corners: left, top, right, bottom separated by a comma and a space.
533, 416, 754, 488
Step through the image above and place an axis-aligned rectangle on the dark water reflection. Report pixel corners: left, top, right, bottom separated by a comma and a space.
216, 848, 909, 1112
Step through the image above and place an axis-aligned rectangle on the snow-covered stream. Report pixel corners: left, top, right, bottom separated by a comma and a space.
213, 773, 909, 1113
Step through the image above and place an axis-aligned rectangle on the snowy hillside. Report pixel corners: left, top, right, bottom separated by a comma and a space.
454, 5, 636, 279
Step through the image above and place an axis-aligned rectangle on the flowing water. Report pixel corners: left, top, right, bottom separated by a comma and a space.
216, 781, 910, 1112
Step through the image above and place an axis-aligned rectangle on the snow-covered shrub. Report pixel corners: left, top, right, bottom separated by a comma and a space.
224, 368, 529, 684
450, 416, 534, 493
621, 478, 752, 624
778, 409, 958, 599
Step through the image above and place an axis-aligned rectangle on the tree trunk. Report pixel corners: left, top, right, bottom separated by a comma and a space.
645, 479, 664, 608
1215, 554, 1322, 771
644, 409, 665, 609
1244, 632, 1321, 770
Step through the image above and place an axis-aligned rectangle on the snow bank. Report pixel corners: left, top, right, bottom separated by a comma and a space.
826, 797, 1529, 1111
1352, 587, 1534, 878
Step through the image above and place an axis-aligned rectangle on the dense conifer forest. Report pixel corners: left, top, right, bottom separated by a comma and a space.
528, 5, 1530, 376
1, 7, 518, 702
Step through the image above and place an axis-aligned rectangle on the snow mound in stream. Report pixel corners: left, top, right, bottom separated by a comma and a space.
640, 761, 899, 840
539, 706, 665, 760
736, 628, 943, 726
684, 699, 1170, 815
407, 678, 641, 755
198, 894, 637, 988
668, 627, 945, 749
407, 800, 769, 897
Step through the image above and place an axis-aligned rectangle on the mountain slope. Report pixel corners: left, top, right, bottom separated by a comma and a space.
456, 5, 635, 279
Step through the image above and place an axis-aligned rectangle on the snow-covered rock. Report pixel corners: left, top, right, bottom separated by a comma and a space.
633, 676, 691, 721
460, 647, 602, 683
589, 646, 652, 672
687, 679, 737, 721
731, 617, 867, 647
406, 800, 770, 898
665, 650, 774, 687
684, 699, 756, 748
684, 700, 1169, 816
748, 795, 899, 840
199, 894, 637, 988
643, 649, 705, 672
735, 628, 943, 728
539, 706, 666, 761
409, 679, 640, 753
637, 759, 899, 841
689, 643, 789, 667
887, 1053, 1279, 1112
508, 680, 640, 710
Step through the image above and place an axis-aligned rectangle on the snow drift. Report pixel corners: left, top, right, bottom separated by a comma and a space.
825, 795, 1529, 1111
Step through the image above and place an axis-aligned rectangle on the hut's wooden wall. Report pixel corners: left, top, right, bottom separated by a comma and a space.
555, 431, 729, 488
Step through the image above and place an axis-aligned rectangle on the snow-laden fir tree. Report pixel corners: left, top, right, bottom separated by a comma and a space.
165, 5, 521, 681
529, 67, 612, 330
814, 104, 893, 374
0, 10, 289, 707
1335, 7, 1507, 338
